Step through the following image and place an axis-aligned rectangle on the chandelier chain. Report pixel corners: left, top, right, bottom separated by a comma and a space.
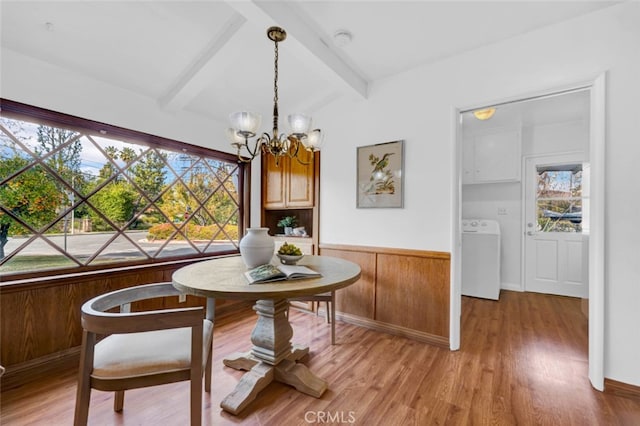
272, 39, 279, 135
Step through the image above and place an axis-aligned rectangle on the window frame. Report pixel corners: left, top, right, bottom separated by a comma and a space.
0, 99, 250, 283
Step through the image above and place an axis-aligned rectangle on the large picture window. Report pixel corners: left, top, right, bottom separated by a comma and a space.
0, 100, 246, 280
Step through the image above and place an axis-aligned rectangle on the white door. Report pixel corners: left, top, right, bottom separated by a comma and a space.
524, 154, 588, 297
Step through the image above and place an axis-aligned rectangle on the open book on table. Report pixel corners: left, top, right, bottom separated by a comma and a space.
244, 263, 322, 284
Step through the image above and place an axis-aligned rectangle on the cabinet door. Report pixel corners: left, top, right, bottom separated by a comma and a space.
473, 129, 521, 183
462, 135, 474, 184
263, 154, 287, 209
286, 149, 315, 207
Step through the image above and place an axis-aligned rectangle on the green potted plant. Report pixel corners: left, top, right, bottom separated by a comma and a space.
277, 215, 297, 236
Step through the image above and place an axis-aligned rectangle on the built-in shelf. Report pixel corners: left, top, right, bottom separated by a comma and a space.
263, 208, 314, 238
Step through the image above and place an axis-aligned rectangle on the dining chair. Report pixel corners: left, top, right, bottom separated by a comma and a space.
288, 291, 335, 345
73, 282, 214, 426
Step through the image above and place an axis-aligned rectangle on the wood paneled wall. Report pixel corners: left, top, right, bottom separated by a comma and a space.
320, 244, 450, 347
0, 259, 246, 378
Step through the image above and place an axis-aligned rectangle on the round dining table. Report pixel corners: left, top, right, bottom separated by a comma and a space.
172, 254, 361, 415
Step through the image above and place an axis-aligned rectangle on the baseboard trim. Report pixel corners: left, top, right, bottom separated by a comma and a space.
1, 346, 81, 391
336, 312, 450, 349
501, 282, 522, 292
604, 378, 640, 401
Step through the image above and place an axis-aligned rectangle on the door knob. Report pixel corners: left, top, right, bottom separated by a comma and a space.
527, 231, 534, 236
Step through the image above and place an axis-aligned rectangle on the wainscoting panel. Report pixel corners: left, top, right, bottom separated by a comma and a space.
376, 253, 449, 337
320, 248, 376, 319
320, 244, 450, 347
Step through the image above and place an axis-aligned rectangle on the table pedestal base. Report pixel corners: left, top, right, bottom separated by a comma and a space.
220, 299, 328, 415
221, 345, 327, 415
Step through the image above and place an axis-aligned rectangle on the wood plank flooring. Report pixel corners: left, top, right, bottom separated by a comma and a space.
2, 290, 639, 425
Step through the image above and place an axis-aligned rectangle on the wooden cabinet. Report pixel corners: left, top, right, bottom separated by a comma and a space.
262, 149, 315, 209
261, 150, 320, 254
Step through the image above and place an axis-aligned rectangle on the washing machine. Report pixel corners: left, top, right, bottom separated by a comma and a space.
461, 219, 501, 300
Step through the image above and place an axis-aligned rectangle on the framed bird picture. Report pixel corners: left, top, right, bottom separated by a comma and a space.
357, 140, 404, 208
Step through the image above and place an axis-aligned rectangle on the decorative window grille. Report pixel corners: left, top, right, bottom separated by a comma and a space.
0, 100, 246, 279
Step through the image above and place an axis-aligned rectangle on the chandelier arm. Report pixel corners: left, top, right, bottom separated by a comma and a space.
236, 154, 252, 163
242, 140, 255, 158
258, 133, 272, 156
242, 136, 262, 161
286, 136, 299, 159
234, 141, 253, 163
290, 137, 312, 165
293, 156, 312, 166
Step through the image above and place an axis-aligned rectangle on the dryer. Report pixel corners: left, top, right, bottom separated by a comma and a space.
461, 219, 501, 300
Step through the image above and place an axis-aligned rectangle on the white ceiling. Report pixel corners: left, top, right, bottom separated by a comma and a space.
462, 88, 591, 133
1, 1, 618, 129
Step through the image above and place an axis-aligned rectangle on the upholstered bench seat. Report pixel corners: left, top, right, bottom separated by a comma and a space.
93, 319, 213, 379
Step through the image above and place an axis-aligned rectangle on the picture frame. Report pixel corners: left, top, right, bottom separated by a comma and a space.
357, 140, 404, 208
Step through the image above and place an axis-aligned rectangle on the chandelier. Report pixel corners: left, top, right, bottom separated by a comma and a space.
227, 26, 323, 166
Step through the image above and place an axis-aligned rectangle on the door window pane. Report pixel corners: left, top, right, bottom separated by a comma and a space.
536, 166, 582, 232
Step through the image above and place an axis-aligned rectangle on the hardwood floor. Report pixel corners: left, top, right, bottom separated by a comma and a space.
2, 291, 639, 425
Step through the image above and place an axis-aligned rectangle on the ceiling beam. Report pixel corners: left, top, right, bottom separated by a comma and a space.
226, 0, 368, 100
158, 13, 246, 111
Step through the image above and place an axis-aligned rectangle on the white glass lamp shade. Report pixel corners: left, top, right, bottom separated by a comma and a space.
230, 112, 261, 135
287, 113, 312, 136
302, 129, 323, 151
226, 128, 245, 145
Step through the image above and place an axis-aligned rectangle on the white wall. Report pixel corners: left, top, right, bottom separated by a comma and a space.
2, 2, 638, 387
524, 119, 588, 157
315, 3, 640, 386
0, 48, 231, 152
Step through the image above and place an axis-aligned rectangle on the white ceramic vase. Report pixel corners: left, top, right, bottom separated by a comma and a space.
239, 227, 275, 268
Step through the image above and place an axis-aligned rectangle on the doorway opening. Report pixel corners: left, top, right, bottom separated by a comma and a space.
451, 76, 606, 391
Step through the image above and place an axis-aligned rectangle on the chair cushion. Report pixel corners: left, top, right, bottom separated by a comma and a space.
92, 319, 213, 379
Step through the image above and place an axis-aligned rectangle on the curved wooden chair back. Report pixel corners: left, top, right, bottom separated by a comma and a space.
73, 282, 213, 426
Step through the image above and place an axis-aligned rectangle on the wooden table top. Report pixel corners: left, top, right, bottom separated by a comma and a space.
172, 255, 361, 300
